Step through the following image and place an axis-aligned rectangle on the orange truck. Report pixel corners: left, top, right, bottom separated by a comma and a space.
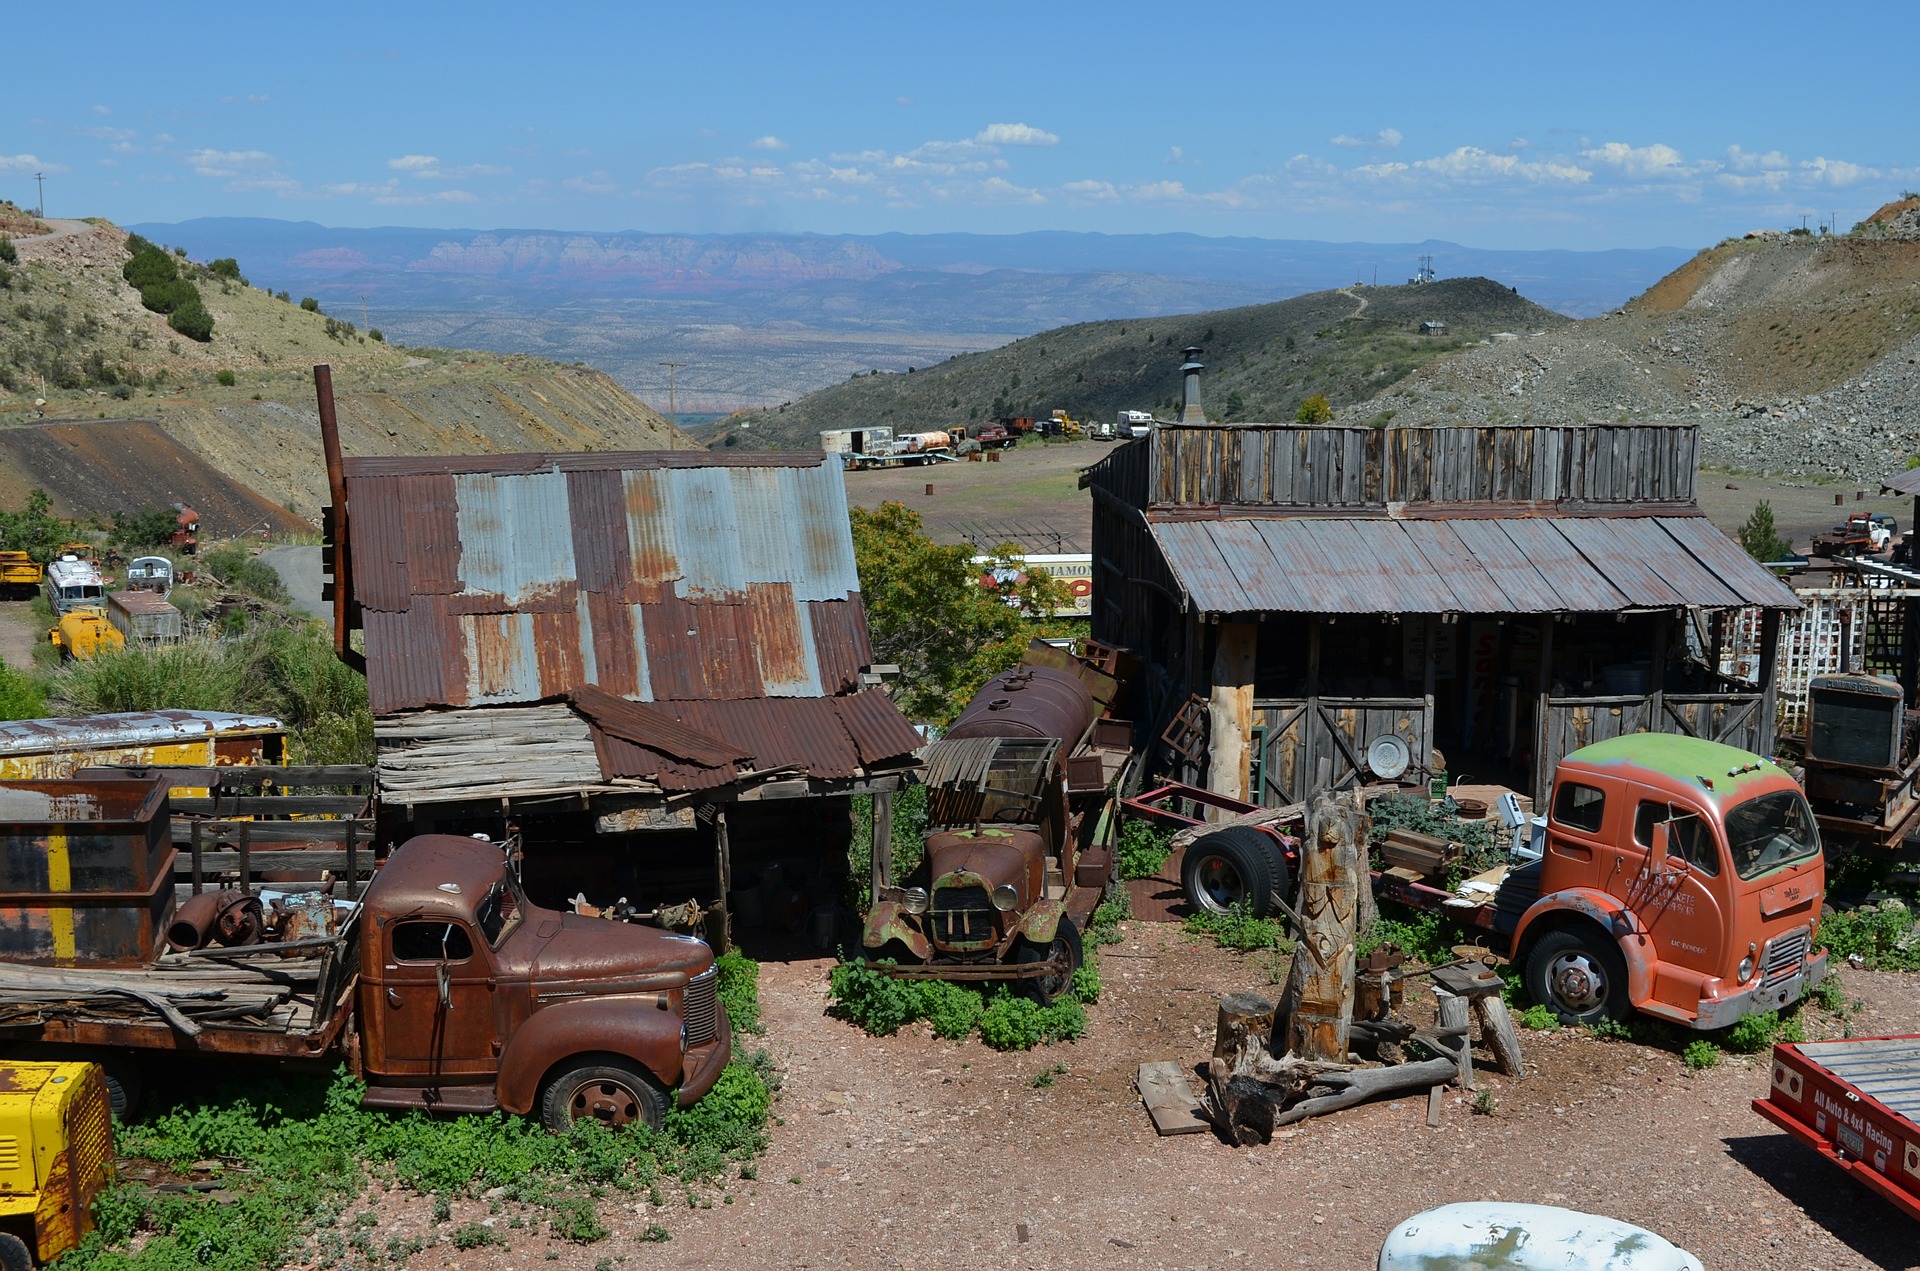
1127, 734, 1828, 1030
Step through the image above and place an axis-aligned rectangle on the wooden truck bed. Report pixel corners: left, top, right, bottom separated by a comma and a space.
1753, 1035, 1920, 1222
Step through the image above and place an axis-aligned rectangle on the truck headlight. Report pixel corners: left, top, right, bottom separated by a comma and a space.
902, 887, 929, 915
991, 884, 1019, 912
1738, 955, 1755, 982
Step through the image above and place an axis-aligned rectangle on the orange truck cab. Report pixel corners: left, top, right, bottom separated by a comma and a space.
1516, 734, 1827, 1029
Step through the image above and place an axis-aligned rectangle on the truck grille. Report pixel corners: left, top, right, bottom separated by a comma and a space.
683, 967, 718, 1047
931, 885, 996, 947
1762, 927, 1811, 986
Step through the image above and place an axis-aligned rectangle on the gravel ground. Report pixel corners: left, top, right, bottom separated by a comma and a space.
302, 921, 1919, 1271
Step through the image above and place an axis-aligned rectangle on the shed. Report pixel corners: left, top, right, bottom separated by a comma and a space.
316, 375, 921, 941
1084, 418, 1800, 805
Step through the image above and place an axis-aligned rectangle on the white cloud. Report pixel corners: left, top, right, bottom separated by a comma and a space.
79, 126, 136, 143
748, 136, 789, 151
91, 105, 110, 116
1801, 156, 1877, 186
388, 154, 439, 171
1579, 141, 1695, 178
185, 148, 276, 178
564, 170, 619, 194
975, 122, 1058, 147
1405, 146, 1590, 184
1063, 179, 1118, 199
1330, 127, 1403, 150
0, 154, 62, 174
1726, 144, 1789, 171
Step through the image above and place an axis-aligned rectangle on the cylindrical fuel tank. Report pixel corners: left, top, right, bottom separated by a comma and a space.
946, 666, 1098, 743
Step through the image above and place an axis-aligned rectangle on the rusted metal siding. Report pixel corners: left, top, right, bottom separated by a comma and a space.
1151, 514, 1800, 617
346, 452, 882, 715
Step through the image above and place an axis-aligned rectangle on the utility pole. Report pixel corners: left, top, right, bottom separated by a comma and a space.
33, 172, 44, 219
658, 360, 687, 426
360, 294, 369, 331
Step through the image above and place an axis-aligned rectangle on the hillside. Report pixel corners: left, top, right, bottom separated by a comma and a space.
0, 219, 693, 526
721, 277, 1570, 448
1345, 215, 1920, 481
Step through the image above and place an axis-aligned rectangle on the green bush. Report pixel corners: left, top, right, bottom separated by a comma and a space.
207, 257, 242, 281
200, 543, 289, 601
300, 296, 320, 312
1682, 1039, 1720, 1070
920, 979, 985, 1040
0, 662, 47, 722
1088, 886, 1130, 945
828, 952, 1097, 1048
0, 236, 15, 264
1355, 904, 1452, 964
110, 507, 180, 549
216, 369, 236, 387
1518, 1004, 1559, 1031
369, 328, 385, 343
977, 993, 1047, 1050
826, 958, 924, 1036
1820, 901, 1920, 970
168, 295, 214, 342
715, 949, 761, 1034
1184, 901, 1291, 952
1116, 819, 1173, 881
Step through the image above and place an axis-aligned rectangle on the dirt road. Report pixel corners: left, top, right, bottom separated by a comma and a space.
325, 922, 1918, 1271
841, 440, 1097, 551
0, 601, 41, 673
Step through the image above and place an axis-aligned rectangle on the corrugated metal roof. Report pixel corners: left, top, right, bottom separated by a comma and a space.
345, 451, 875, 714
1152, 514, 1800, 615
0, 710, 284, 754
1882, 469, 1920, 497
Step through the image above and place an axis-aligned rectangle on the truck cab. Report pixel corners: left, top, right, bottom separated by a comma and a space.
1517, 734, 1827, 1029
44, 556, 106, 618
356, 836, 731, 1130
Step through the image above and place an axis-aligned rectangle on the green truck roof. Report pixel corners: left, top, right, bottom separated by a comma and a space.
1562, 733, 1786, 806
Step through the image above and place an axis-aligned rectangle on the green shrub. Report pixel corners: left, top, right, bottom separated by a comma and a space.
1724, 1010, 1784, 1054
216, 369, 236, 387
369, 328, 385, 343
715, 949, 761, 1034
0, 236, 15, 264
168, 295, 214, 342
920, 980, 985, 1040
1116, 819, 1173, 880
0, 662, 47, 722
977, 992, 1045, 1050
1185, 901, 1291, 952
826, 958, 924, 1036
1820, 901, 1920, 970
1355, 904, 1452, 964
1518, 1004, 1559, 1031
1070, 960, 1101, 1005
208, 257, 242, 281
109, 507, 180, 549
1682, 1040, 1720, 1070
201, 543, 289, 601
828, 955, 1094, 1048
300, 296, 320, 312
452, 1221, 502, 1249
1088, 886, 1130, 945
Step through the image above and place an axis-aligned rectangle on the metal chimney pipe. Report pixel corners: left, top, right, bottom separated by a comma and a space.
1179, 346, 1207, 424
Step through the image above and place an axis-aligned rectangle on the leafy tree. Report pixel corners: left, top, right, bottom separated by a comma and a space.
208, 257, 243, 281
110, 506, 181, 549
300, 297, 320, 312
1295, 393, 1333, 424
216, 369, 236, 386
850, 501, 1072, 722
368, 328, 384, 343
1737, 501, 1792, 562
0, 489, 70, 562
168, 294, 215, 342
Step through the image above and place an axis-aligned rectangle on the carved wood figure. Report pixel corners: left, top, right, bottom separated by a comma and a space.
1277, 791, 1367, 1062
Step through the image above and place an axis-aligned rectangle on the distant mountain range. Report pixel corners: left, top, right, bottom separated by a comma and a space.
132, 218, 1693, 412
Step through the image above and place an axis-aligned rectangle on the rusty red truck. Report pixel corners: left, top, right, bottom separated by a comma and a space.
0, 776, 728, 1129
1126, 733, 1828, 1031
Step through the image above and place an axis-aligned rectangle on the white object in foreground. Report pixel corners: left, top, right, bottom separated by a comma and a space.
1378, 1202, 1703, 1271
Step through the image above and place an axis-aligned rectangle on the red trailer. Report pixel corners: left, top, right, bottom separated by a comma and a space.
1752, 1035, 1920, 1223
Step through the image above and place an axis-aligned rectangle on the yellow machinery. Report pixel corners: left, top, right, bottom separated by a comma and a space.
0, 554, 39, 601
48, 611, 124, 662
0, 1062, 114, 1267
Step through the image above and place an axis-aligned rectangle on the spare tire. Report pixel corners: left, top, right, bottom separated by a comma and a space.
1181, 827, 1279, 919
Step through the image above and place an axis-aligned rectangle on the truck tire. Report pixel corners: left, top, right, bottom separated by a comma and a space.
539, 1059, 668, 1134
1181, 828, 1278, 920
0, 1232, 28, 1271
1524, 927, 1630, 1026
1014, 916, 1083, 1005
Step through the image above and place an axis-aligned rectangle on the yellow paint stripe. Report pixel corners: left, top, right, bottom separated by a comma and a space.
46, 831, 74, 964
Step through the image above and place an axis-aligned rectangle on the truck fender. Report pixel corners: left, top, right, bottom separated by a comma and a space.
494, 996, 685, 1115
1014, 899, 1067, 945
860, 902, 933, 961
1511, 890, 1657, 1007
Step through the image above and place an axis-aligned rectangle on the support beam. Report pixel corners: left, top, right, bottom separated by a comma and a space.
713, 805, 733, 953
1207, 621, 1258, 806
1533, 615, 1555, 808
870, 790, 895, 903
1757, 608, 1783, 753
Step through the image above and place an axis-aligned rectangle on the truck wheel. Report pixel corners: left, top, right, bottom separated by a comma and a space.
1525, 928, 1630, 1026
0, 1232, 28, 1271
1014, 917, 1083, 1005
1181, 828, 1278, 920
539, 1060, 668, 1134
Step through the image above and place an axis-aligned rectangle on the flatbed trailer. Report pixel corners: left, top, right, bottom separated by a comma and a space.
1753, 1035, 1920, 1223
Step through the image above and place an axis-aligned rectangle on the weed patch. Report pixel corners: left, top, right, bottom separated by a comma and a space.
1184, 902, 1292, 953
1820, 900, 1920, 971
1116, 819, 1173, 881
828, 954, 1098, 1049
1088, 887, 1130, 946
1682, 1040, 1721, 1070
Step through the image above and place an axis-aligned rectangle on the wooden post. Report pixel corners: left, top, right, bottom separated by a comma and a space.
1434, 988, 1475, 1090
237, 822, 251, 895
190, 820, 203, 896
1207, 621, 1258, 807
1278, 791, 1365, 1063
344, 817, 358, 901
870, 789, 895, 903
1649, 609, 1671, 729
1473, 994, 1528, 1080
1533, 615, 1555, 808
713, 806, 733, 953
1304, 619, 1323, 800
1209, 993, 1276, 1089
1756, 608, 1783, 753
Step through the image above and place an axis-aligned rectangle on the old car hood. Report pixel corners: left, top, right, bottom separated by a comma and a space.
926, 828, 1043, 888
523, 910, 713, 992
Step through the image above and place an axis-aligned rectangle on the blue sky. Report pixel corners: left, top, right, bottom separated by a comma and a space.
5, 0, 1914, 250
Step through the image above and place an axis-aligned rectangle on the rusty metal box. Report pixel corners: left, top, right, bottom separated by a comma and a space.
0, 776, 176, 967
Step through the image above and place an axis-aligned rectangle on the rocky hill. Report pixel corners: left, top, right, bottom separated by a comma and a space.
720, 277, 1569, 449
0, 218, 693, 525
1344, 205, 1920, 482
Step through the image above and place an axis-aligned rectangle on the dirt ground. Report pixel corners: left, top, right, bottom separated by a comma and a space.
307, 920, 1919, 1271
0, 600, 42, 672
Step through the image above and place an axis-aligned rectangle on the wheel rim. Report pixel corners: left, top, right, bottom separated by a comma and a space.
1193, 854, 1246, 914
1032, 936, 1072, 1000
571, 1079, 644, 1127
1546, 950, 1609, 1015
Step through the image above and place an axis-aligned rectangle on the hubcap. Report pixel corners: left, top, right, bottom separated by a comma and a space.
572, 1080, 641, 1126
1547, 951, 1607, 1014
1194, 855, 1246, 914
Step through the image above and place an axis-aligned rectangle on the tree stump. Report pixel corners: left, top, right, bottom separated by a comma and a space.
1434, 988, 1475, 1090
1474, 993, 1528, 1080
1212, 993, 1276, 1077
1278, 792, 1367, 1063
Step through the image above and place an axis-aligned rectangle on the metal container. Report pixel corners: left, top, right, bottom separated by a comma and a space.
0, 775, 176, 968
945, 666, 1098, 745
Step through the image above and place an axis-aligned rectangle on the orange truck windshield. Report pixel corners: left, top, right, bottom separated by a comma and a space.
1725, 791, 1820, 880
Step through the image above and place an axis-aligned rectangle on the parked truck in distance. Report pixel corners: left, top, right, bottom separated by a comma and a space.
43, 555, 107, 618
1126, 733, 1827, 1031
0, 551, 41, 600
1117, 410, 1154, 440
0, 778, 730, 1132
49, 610, 123, 661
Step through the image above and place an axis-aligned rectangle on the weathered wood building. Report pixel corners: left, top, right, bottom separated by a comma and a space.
1084, 421, 1801, 804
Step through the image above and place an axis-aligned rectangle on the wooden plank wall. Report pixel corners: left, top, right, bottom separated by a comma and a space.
1148, 425, 1698, 508
1255, 697, 1431, 807
1538, 690, 1760, 781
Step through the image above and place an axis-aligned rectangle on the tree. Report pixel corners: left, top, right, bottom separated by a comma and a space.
850, 501, 1072, 723
0, 489, 70, 562
207, 257, 243, 281
0, 237, 15, 265
1737, 500, 1792, 563
168, 295, 215, 342
110, 507, 180, 549
1295, 393, 1333, 425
